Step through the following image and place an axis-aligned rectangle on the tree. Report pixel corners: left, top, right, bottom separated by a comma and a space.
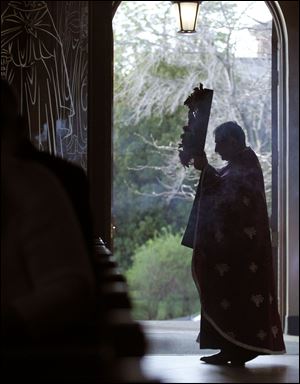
113, 1, 273, 270
126, 230, 199, 319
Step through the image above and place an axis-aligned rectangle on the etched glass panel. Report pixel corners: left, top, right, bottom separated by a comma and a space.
1, 1, 88, 169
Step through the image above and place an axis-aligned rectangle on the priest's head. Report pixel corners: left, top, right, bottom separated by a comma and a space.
214, 121, 246, 161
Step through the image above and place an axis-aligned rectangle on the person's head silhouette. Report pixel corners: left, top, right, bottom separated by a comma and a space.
214, 121, 246, 161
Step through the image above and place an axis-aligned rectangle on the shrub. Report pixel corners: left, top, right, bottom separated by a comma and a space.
126, 230, 199, 320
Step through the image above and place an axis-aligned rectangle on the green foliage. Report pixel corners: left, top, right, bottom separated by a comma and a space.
126, 230, 199, 320
153, 60, 189, 80
113, 110, 194, 270
113, 195, 192, 271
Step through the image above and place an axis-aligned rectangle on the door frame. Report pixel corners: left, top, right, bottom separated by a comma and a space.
88, 0, 289, 324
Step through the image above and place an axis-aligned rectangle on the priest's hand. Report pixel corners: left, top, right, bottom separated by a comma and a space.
193, 152, 208, 170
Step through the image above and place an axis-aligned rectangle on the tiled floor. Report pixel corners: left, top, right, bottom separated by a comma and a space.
141, 354, 299, 383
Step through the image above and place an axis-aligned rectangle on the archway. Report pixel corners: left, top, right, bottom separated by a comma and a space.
112, 1, 288, 328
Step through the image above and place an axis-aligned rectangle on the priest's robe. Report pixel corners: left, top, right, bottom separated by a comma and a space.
182, 147, 285, 354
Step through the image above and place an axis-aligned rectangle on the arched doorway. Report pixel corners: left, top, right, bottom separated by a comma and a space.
111, 1, 288, 325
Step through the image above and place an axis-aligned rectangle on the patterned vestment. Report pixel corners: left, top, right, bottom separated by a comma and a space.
182, 147, 285, 354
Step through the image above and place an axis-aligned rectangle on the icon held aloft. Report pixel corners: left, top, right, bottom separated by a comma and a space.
178, 83, 213, 167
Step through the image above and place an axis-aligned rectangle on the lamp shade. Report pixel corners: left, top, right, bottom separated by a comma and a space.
172, 1, 201, 33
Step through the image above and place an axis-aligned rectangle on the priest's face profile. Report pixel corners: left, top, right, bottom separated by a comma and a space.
214, 133, 243, 161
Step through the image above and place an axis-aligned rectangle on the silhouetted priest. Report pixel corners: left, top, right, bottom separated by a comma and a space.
182, 121, 286, 365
